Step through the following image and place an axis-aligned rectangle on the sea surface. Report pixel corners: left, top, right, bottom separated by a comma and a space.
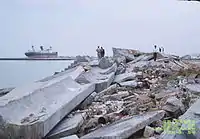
0, 60, 73, 88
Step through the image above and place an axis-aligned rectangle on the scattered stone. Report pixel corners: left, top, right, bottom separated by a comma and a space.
143, 126, 155, 138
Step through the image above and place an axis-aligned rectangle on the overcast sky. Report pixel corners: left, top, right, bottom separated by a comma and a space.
0, 0, 200, 57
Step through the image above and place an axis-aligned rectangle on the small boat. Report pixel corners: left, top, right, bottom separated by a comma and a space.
25, 46, 58, 58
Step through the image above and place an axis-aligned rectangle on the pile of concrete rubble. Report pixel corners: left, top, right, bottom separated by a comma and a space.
1, 47, 200, 139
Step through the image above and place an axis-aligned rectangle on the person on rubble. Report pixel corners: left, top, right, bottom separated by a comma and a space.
101, 47, 105, 58
153, 45, 158, 61
162, 47, 165, 53
159, 47, 162, 53
96, 46, 101, 60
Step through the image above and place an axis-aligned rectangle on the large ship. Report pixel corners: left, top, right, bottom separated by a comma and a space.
25, 46, 58, 58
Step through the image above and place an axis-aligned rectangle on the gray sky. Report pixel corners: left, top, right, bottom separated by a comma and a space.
0, 0, 200, 57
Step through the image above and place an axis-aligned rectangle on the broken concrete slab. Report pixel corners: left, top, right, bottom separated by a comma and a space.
0, 77, 95, 139
47, 113, 86, 139
162, 97, 185, 116
81, 110, 165, 139
75, 66, 115, 93
116, 63, 126, 75
60, 135, 79, 139
99, 63, 117, 75
113, 72, 137, 83
79, 92, 97, 109
98, 57, 114, 69
112, 47, 141, 62
119, 80, 138, 88
114, 56, 126, 65
39, 65, 85, 82
186, 84, 200, 95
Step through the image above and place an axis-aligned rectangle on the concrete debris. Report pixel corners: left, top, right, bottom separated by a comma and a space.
0, 87, 14, 97
60, 135, 79, 139
78, 92, 97, 110
112, 47, 142, 62
116, 63, 126, 75
114, 56, 126, 65
162, 97, 185, 118
143, 126, 155, 138
75, 66, 115, 92
0, 77, 95, 139
47, 113, 86, 139
113, 72, 137, 83
2, 47, 200, 139
98, 57, 114, 69
80, 110, 165, 139
186, 84, 200, 95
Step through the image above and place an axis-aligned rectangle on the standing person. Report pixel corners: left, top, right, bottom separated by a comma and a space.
153, 45, 158, 61
101, 47, 105, 57
159, 47, 162, 53
32, 46, 35, 52
162, 47, 165, 53
96, 46, 101, 60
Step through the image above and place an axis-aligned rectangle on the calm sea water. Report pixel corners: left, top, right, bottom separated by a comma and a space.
0, 60, 73, 88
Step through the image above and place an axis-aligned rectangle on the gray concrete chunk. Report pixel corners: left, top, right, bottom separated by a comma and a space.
76, 66, 115, 93
60, 135, 79, 139
0, 76, 95, 139
114, 72, 137, 83
99, 57, 114, 69
186, 84, 200, 95
47, 113, 86, 139
81, 110, 165, 139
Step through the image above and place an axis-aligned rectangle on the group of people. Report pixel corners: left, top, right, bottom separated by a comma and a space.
153, 45, 165, 61
96, 45, 164, 62
96, 46, 105, 60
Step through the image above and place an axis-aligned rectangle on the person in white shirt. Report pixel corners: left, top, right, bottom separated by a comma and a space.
153, 45, 158, 61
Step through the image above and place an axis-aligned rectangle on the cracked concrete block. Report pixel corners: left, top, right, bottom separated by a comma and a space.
99, 57, 114, 69
0, 76, 95, 139
81, 110, 165, 139
119, 80, 138, 88
75, 66, 115, 93
113, 72, 137, 83
47, 113, 86, 139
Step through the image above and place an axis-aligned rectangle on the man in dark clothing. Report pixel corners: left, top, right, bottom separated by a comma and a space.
101, 47, 105, 58
153, 45, 158, 61
159, 47, 162, 53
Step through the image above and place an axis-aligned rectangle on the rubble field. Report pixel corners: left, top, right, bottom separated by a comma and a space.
1, 47, 200, 139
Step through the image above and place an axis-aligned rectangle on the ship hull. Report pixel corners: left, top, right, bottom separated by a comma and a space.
25, 52, 58, 58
